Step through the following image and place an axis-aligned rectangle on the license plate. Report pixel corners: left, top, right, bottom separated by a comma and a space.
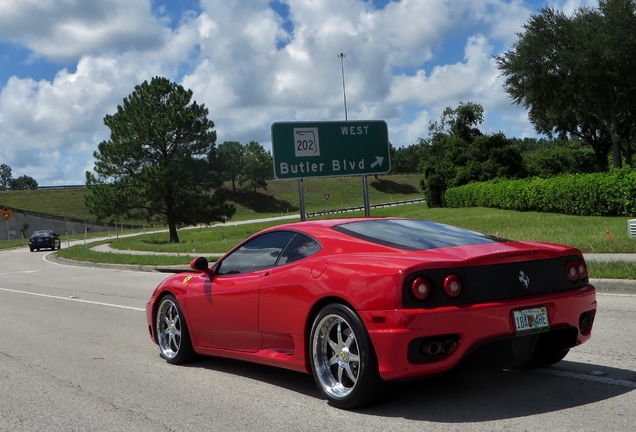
513, 306, 550, 335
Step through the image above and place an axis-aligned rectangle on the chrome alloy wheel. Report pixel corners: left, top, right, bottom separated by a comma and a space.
156, 297, 183, 359
312, 313, 361, 400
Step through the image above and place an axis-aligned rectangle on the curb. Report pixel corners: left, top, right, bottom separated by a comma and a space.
589, 278, 636, 294
47, 254, 161, 273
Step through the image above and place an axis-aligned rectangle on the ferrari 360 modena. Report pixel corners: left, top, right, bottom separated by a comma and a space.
146, 217, 596, 409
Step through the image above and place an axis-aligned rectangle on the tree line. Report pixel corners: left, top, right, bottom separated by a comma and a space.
397, 102, 600, 207
0, 164, 38, 190
212, 140, 273, 193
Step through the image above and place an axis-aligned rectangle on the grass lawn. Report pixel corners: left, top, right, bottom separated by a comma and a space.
54, 204, 636, 279
0, 174, 424, 222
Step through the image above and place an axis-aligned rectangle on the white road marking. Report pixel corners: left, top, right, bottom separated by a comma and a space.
0, 270, 41, 276
536, 368, 636, 388
0, 287, 145, 312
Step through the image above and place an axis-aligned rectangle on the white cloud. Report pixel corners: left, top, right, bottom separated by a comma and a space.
0, 0, 166, 61
388, 35, 504, 108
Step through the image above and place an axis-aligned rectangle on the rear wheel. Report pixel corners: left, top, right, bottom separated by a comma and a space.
156, 295, 195, 364
309, 304, 384, 409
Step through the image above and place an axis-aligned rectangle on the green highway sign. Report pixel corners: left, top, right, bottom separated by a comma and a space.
271, 120, 391, 179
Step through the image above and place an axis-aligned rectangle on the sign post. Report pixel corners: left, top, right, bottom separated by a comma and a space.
271, 120, 391, 219
2, 207, 13, 240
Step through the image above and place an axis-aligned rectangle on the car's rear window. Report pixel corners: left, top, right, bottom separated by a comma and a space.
333, 219, 508, 251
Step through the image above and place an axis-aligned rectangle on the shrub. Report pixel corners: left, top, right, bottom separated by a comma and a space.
444, 168, 636, 217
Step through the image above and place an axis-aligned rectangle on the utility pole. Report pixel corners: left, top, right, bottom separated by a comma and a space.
338, 52, 371, 216
338, 53, 348, 121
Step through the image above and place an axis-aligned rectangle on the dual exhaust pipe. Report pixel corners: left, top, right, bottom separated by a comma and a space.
420, 337, 457, 357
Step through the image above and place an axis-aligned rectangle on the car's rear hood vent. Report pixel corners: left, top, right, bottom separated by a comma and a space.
494, 250, 538, 259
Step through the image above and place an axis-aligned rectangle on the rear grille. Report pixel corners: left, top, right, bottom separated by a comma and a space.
402, 254, 588, 308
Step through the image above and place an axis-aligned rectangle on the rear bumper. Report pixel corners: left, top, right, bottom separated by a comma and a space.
30, 241, 54, 247
359, 285, 596, 381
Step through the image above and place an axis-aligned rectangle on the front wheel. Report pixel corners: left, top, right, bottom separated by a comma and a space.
156, 295, 195, 364
309, 304, 384, 409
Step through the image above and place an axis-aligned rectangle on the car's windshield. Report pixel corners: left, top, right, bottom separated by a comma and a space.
333, 219, 508, 251
32, 230, 52, 236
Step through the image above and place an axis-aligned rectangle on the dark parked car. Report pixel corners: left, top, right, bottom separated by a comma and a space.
29, 230, 61, 252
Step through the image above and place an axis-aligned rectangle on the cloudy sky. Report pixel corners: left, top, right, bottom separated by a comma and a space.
0, 0, 595, 186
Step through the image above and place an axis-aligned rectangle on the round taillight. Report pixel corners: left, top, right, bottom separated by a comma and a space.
566, 261, 579, 282
577, 259, 588, 279
443, 274, 462, 298
410, 277, 431, 300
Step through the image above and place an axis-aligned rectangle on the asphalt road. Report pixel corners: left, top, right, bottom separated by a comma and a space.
1, 246, 635, 432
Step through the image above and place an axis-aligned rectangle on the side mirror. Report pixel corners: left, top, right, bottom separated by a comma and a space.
190, 256, 210, 272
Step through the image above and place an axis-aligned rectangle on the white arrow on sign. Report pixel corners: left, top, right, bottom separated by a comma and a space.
370, 156, 384, 169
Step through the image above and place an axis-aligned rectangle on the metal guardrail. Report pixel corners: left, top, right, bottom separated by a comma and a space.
306, 198, 426, 218
36, 185, 85, 190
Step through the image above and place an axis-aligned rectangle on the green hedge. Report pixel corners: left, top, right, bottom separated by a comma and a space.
444, 168, 636, 217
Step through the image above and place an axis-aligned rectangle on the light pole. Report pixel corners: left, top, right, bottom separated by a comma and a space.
338, 52, 371, 216
338, 52, 348, 121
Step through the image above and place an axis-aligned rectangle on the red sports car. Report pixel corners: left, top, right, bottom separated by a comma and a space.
146, 217, 596, 409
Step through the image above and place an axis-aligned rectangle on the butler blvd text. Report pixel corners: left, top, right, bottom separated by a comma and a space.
279, 158, 365, 175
